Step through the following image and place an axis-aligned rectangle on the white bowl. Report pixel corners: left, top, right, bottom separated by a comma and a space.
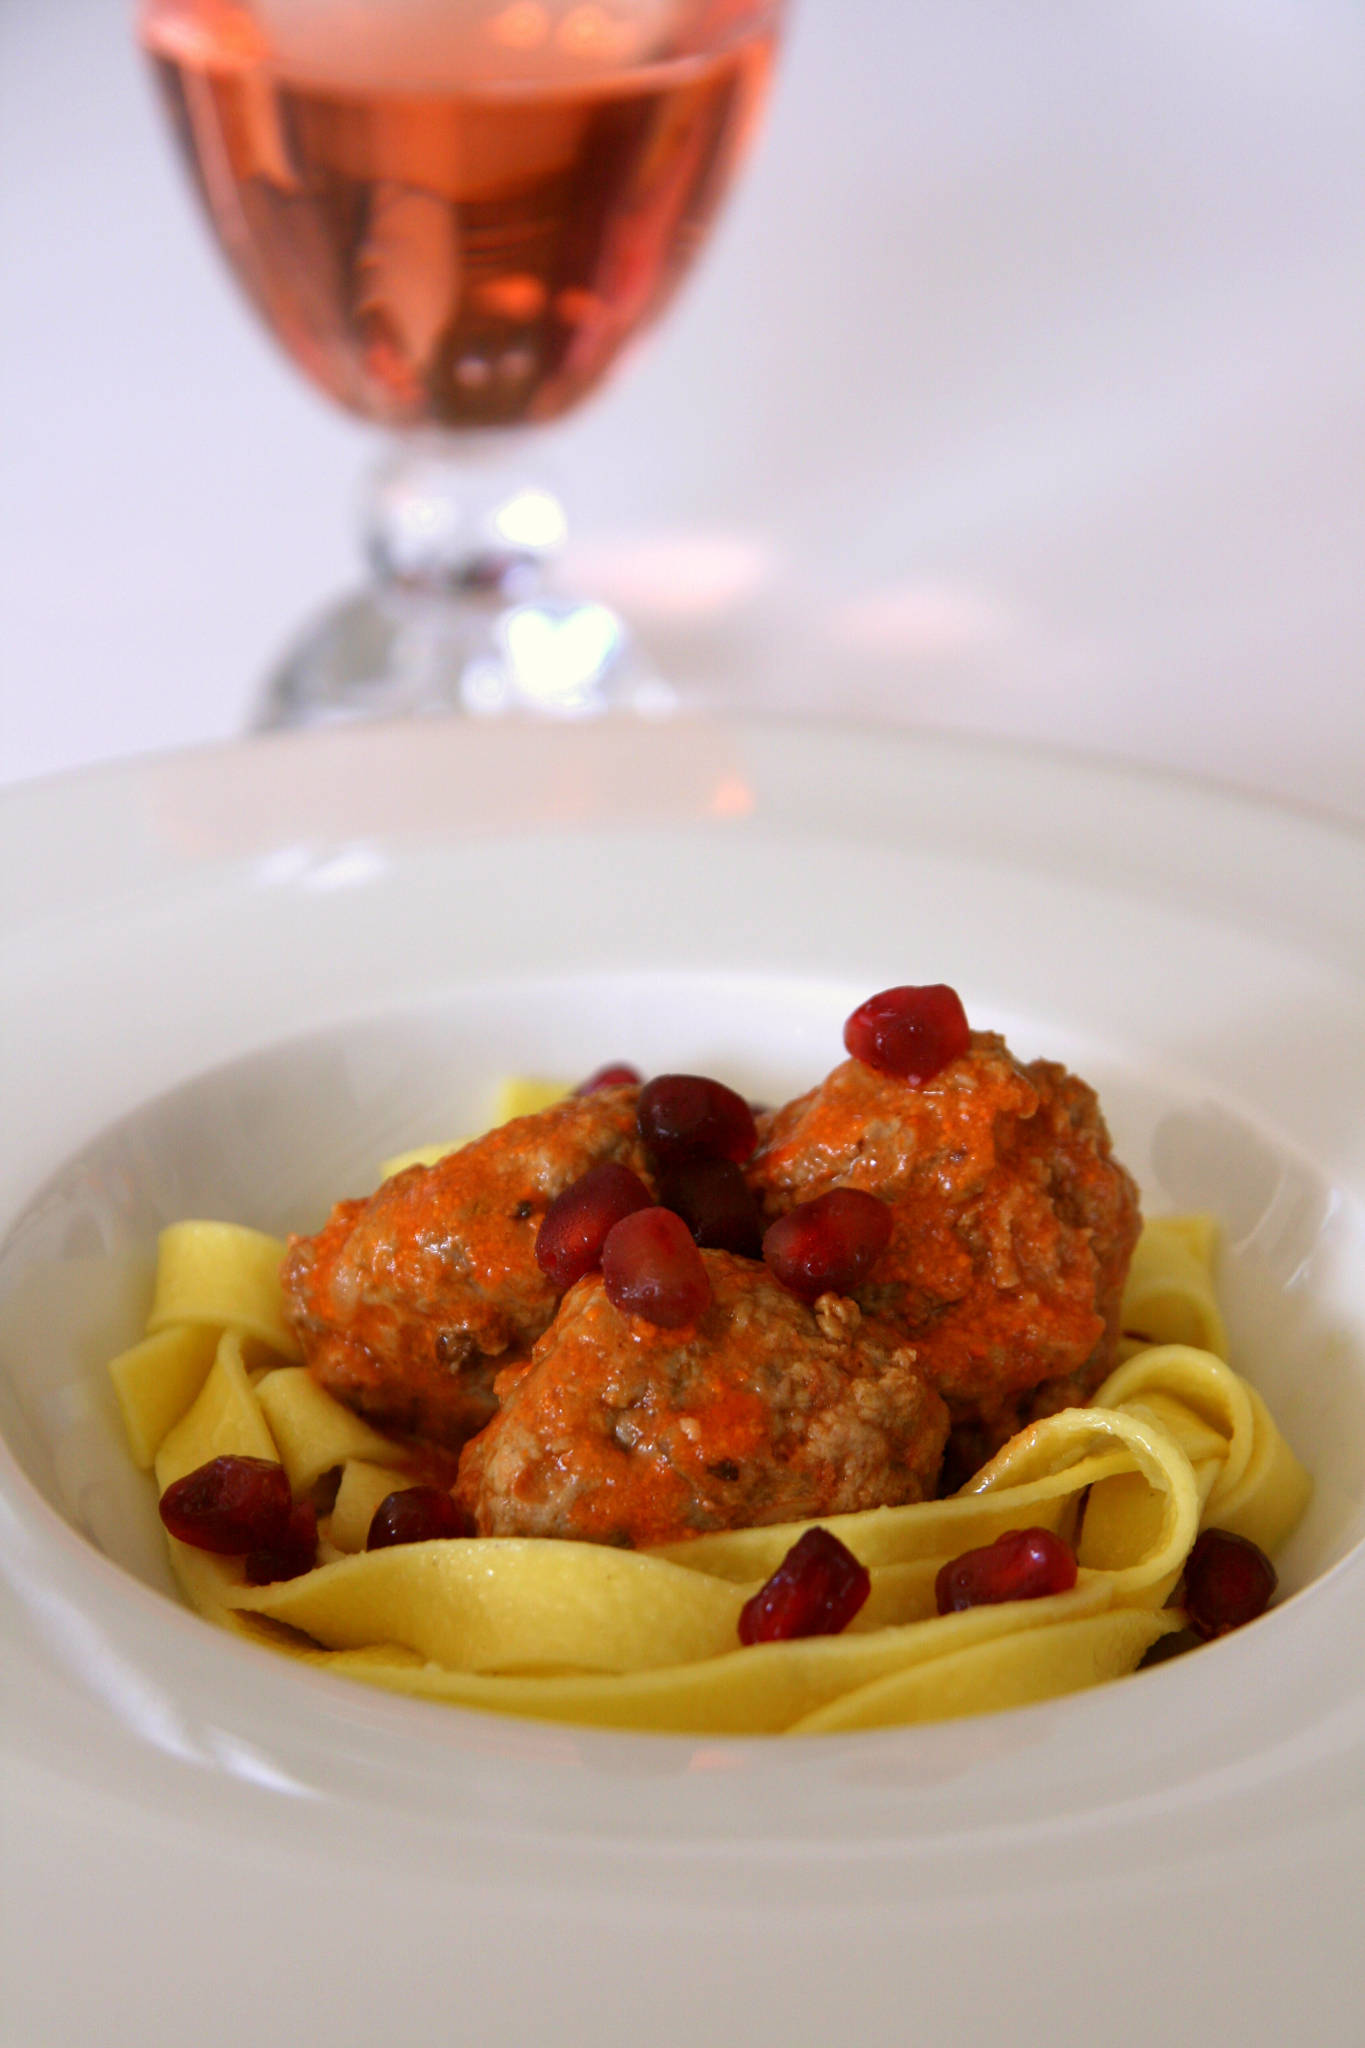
3, 716, 1363, 2046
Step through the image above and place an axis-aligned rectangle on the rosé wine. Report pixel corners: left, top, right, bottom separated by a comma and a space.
142, 0, 779, 428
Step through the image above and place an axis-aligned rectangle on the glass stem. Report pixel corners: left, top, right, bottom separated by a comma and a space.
252, 436, 668, 728
363, 434, 568, 602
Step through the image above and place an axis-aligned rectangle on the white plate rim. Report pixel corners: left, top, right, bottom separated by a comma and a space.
2, 715, 1363, 2043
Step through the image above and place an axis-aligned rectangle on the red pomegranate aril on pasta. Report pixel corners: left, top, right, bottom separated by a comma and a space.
535, 1162, 654, 1289
657, 1156, 764, 1259
159, 1454, 293, 1555
843, 984, 970, 1084
637, 1075, 758, 1166
601, 1206, 712, 1326
1182, 1528, 1277, 1639
245, 1500, 318, 1585
935, 1527, 1078, 1614
738, 1527, 871, 1644
762, 1188, 893, 1303
575, 1062, 642, 1094
367, 1485, 472, 1550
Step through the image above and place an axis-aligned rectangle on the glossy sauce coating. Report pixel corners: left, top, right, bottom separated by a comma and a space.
284, 1028, 1140, 1540
749, 1036, 1140, 1458
456, 1252, 949, 1548
282, 1087, 649, 1447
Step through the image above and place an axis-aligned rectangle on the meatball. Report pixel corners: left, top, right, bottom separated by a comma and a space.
748, 1035, 1140, 1462
282, 1087, 649, 1448
455, 1251, 949, 1549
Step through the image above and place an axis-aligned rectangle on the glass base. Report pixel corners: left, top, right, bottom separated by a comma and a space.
251, 585, 676, 731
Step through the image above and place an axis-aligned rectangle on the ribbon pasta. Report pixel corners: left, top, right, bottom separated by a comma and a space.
108, 1208, 1311, 1735
1117, 1213, 1228, 1360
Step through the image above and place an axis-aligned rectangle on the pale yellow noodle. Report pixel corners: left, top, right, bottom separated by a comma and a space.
290, 1584, 1120, 1735
1118, 1212, 1228, 1360
1089, 1344, 1311, 1561
964, 1405, 1201, 1608
152, 1329, 280, 1630
154, 1329, 278, 1489
109, 1322, 220, 1470
147, 1221, 299, 1360
789, 1606, 1180, 1734
255, 1366, 408, 1497
235, 1538, 748, 1675
330, 1458, 413, 1554
646, 1451, 1130, 1582
114, 1182, 1312, 1734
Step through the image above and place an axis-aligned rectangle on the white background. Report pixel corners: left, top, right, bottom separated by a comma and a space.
2, 0, 1362, 816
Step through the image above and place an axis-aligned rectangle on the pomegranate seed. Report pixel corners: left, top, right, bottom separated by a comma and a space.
637, 1075, 757, 1167
601, 1206, 712, 1326
843, 984, 970, 1084
738, 1527, 871, 1645
535, 1162, 654, 1289
575, 1062, 642, 1094
935, 1527, 1078, 1614
245, 1500, 318, 1584
762, 1188, 893, 1303
367, 1485, 472, 1550
159, 1455, 293, 1555
656, 1156, 764, 1258
1182, 1528, 1277, 1640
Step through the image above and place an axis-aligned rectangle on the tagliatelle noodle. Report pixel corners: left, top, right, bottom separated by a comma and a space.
234, 1539, 751, 1674
330, 1458, 415, 1553
109, 1322, 220, 1469
147, 1221, 300, 1360
152, 1329, 282, 1631
1087, 1344, 1311, 1560
646, 1449, 1129, 1582
254, 1367, 408, 1496
154, 1329, 278, 1490
229, 1406, 1198, 1705
284, 1583, 1135, 1736
112, 1173, 1312, 1733
228, 1398, 1199, 1726
966, 1405, 1201, 1606
1117, 1213, 1228, 1361
789, 1606, 1178, 1734
491, 1077, 574, 1122
1214, 1383, 1314, 1551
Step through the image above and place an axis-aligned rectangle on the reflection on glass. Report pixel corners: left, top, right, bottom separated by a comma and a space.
139, 0, 786, 724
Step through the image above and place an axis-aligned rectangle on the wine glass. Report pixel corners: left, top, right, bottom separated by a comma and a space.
139, 0, 785, 727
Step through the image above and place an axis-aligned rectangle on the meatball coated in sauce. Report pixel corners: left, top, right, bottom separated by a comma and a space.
282, 1088, 648, 1448
749, 1035, 1140, 1454
456, 1253, 949, 1549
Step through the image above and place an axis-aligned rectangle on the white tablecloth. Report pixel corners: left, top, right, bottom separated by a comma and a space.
3, 0, 1362, 820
